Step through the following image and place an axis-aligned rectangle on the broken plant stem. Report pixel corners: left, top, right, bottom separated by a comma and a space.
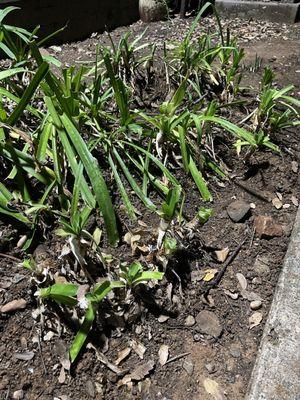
204, 237, 247, 294
0, 253, 21, 262
165, 352, 190, 365
231, 178, 271, 203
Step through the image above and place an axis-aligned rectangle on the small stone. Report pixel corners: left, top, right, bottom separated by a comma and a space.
205, 363, 216, 374
193, 333, 201, 342
230, 348, 241, 358
196, 310, 223, 338
254, 215, 283, 239
227, 200, 251, 223
291, 161, 298, 173
185, 315, 196, 327
182, 359, 194, 375
272, 198, 282, 210
250, 300, 262, 310
13, 390, 24, 400
254, 255, 270, 276
0, 378, 9, 390
50, 45, 62, 53
158, 315, 169, 323
85, 380, 95, 398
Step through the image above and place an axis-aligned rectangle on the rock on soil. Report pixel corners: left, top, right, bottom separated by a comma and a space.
227, 200, 251, 222
196, 310, 223, 338
254, 215, 283, 238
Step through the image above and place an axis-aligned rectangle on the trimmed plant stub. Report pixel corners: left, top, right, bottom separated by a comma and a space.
139, 0, 167, 22
254, 215, 283, 238
196, 310, 223, 338
227, 200, 251, 222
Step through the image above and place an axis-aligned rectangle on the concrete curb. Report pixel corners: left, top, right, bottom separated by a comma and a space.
215, 0, 300, 23
246, 206, 300, 400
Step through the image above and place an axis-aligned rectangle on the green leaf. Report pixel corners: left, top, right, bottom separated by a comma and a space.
108, 153, 137, 220
132, 271, 164, 286
69, 302, 96, 363
8, 62, 49, 126
0, 67, 26, 81
197, 207, 213, 224
39, 283, 78, 307
188, 156, 212, 201
60, 114, 119, 246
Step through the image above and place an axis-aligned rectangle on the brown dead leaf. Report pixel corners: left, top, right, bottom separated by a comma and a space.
115, 348, 131, 366
130, 340, 146, 359
203, 269, 218, 282
158, 345, 169, 366
236, 273, 247, 290
215, 247, 229, 263
0, 299, 27, 313
249, 312, 263, 329
118, 360, 155, 386
203, 378, 224, 400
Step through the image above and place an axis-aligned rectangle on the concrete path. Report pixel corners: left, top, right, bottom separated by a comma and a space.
246, 207, 300, 400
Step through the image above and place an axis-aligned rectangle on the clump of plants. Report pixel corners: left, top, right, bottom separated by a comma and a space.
1, 3, 299, 362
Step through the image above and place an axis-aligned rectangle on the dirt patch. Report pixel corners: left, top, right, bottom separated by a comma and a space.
1, 15, 300, 400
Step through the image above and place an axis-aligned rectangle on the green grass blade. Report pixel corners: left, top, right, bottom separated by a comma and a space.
112, 147, 156, 211
108, 153, 137, 220
60, 114, 119, 246
8, 62, 49, 126
69, 302, 96, 363
188, 156, 212, 201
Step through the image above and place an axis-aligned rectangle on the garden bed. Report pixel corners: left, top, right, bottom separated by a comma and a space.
0, 12, 300, 400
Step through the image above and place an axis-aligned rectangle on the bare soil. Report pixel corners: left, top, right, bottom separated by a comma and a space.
1, 15, 300, 400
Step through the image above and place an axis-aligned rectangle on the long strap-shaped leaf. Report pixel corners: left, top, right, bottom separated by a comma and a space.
60, 114, 119, 246
108, 153, 137, 221
112, 147, 156, 211
69, 302, 96, 363
7, 62, 49, 126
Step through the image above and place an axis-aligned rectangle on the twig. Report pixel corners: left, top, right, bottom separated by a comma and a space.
205, 237, 247, 294
37, 330, 47, 376
232, 179, 271, 203
0, 253, 21, 263
171, 268, 184, 299
165, 352, 190, 365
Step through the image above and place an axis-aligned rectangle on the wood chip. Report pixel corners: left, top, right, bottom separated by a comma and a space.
115, 348, 131, 366
130, 340, 146, 359
272, 198, 283, 210
158, 345, 169, 366
0, 299, 27, 313
291, 196, 299, 207
215, 247, 229, 263
58, 366, 66, 384
224, 289, 239, 300
236, 273, 247, 290
13, 351, 35, 361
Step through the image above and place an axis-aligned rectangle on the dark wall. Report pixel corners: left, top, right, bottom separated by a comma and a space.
2, 0, 140, 43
